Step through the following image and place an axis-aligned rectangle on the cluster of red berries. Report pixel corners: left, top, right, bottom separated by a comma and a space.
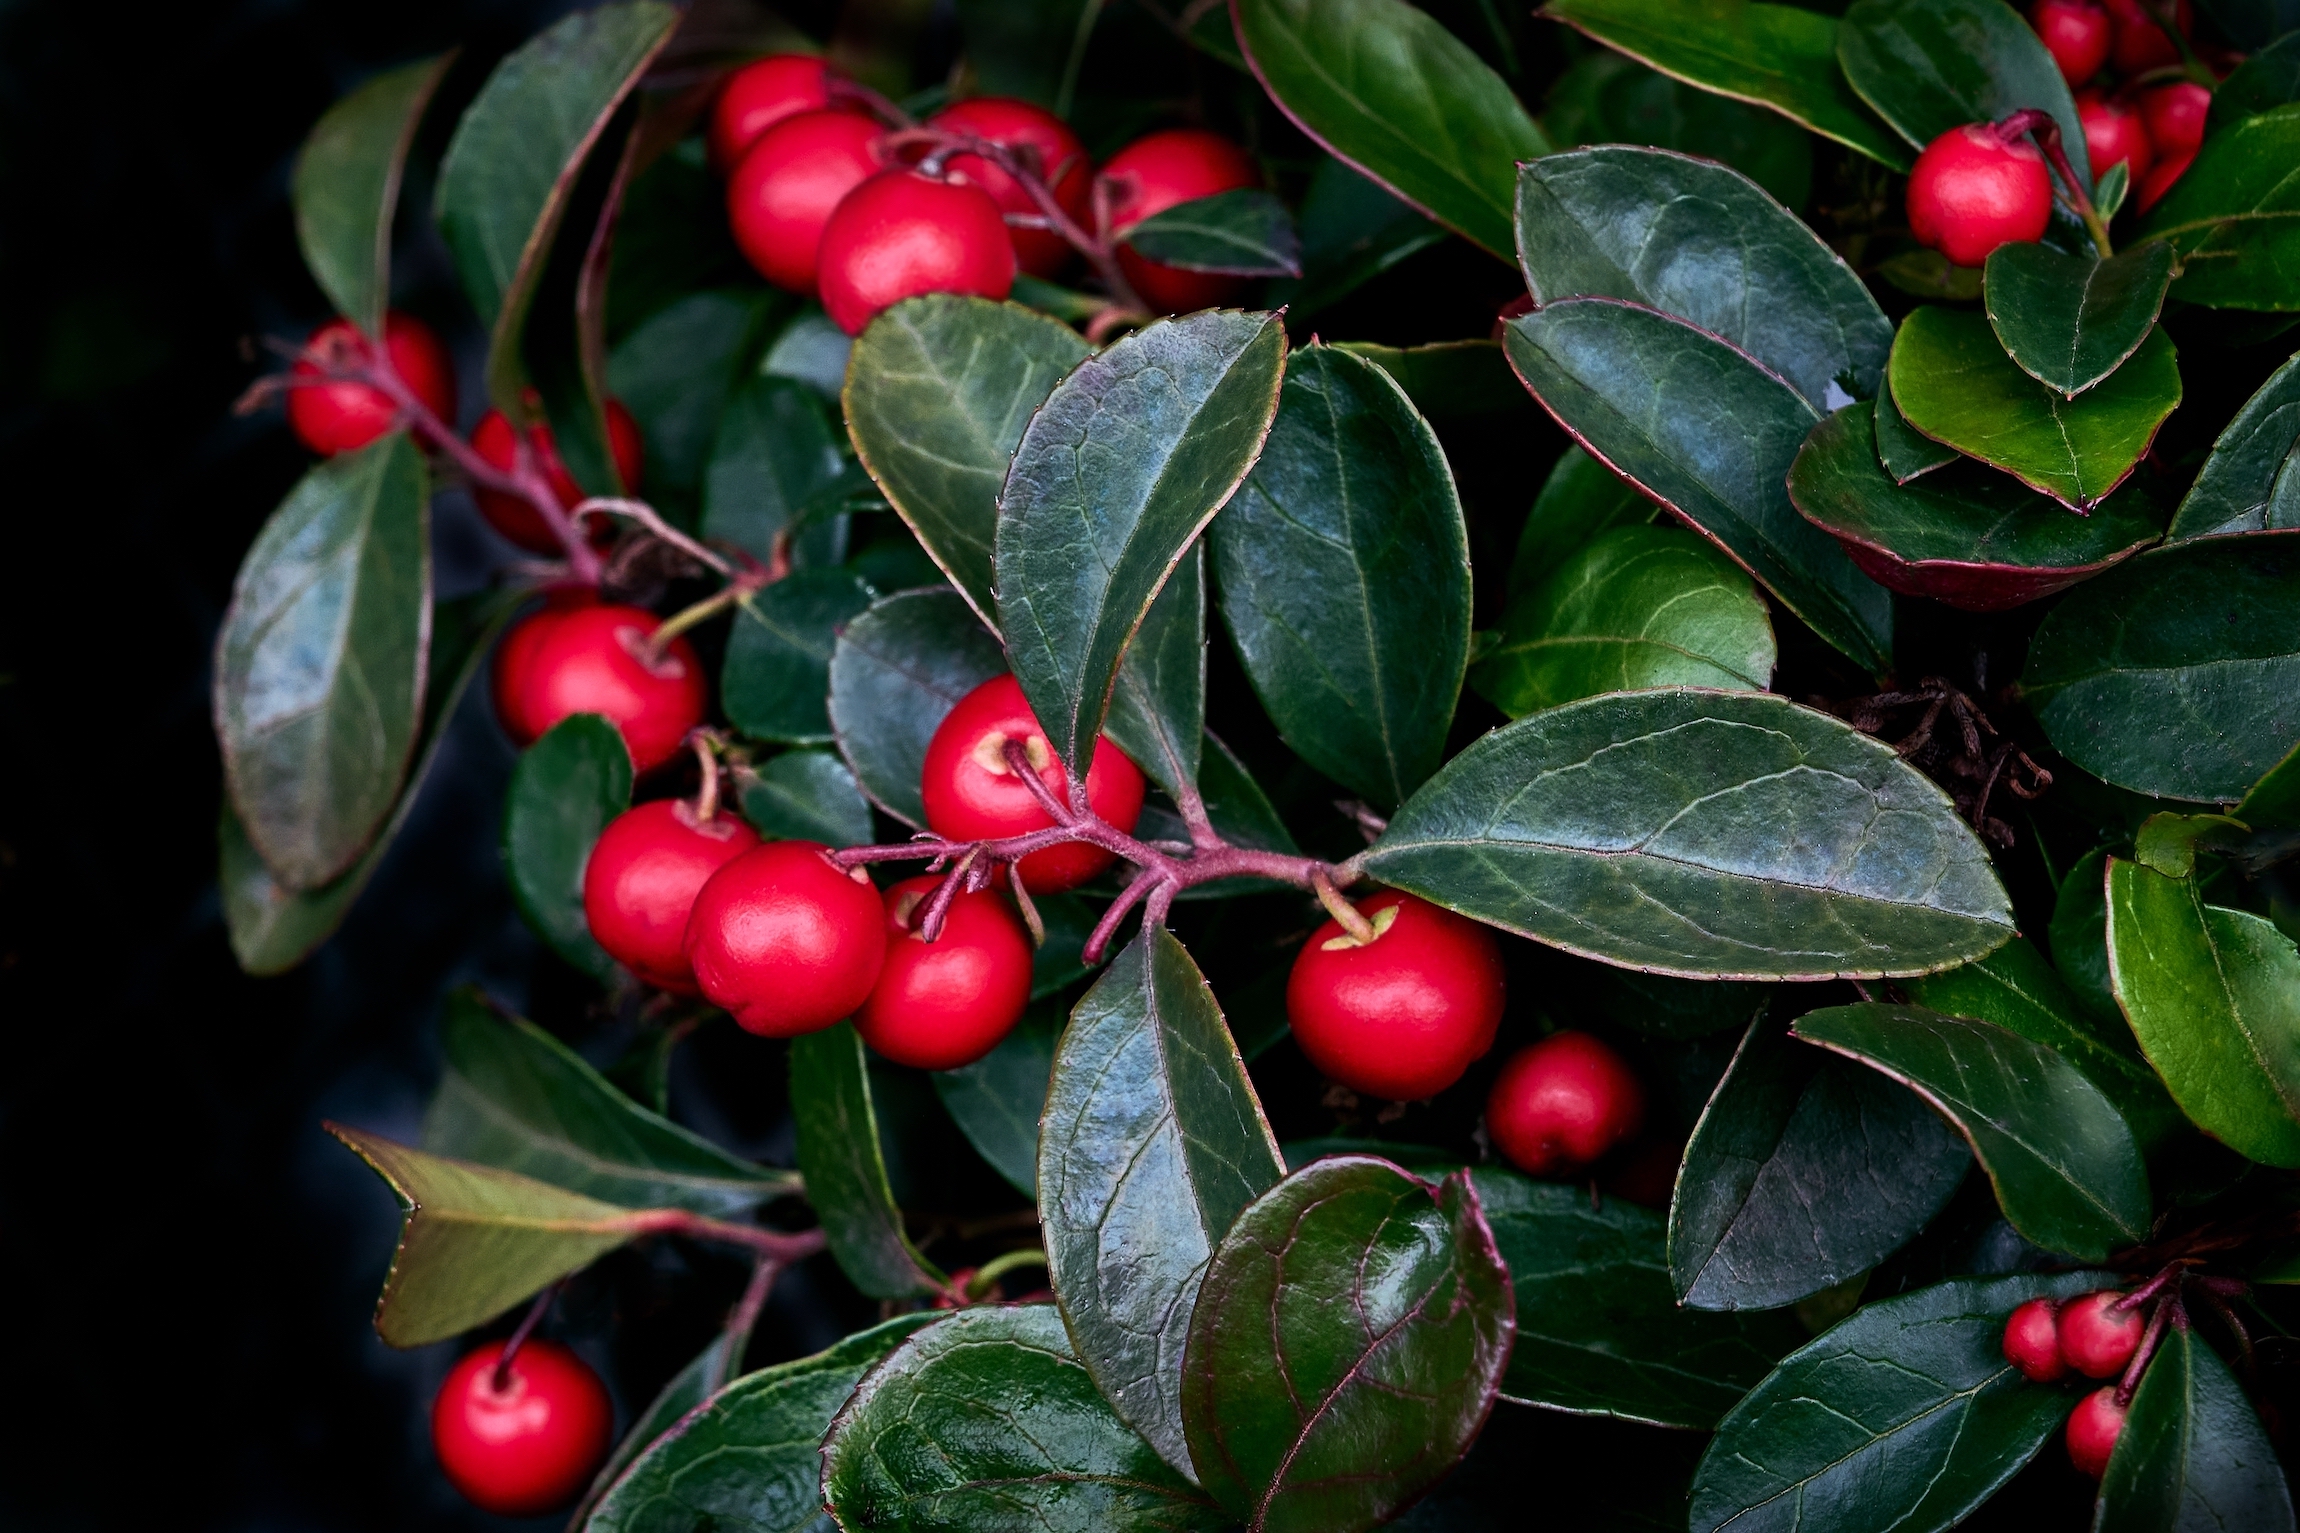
713, 53, 1262, 332
2002, 1289, 2149, 1477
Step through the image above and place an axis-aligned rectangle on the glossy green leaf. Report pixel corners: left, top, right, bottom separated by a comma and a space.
1364, 689, 2014, 978
2022, 537, 2300, 802
293, 55, 451, 337
1474, 524, 1774, 717
1542, 48, 1812, 209
827, 589, 1007, 827
1875, 376, 1958, 483
1689, 1272, 2108, 1533
1789, 403, 2164, 610
2211, 31, 2300, 131
932, 1001, 1060, 1198
701, 373, 847, 565
1212, 344, 1469, 809
1837, 0, 2091, 186
735, 748, 873, 848
1332, 339, 1531, 421
1268, 157, 1447, 319
844, 296, 1092, 626
1104, 545, 1207, 795
2051, 846, 2120, 1019
1516, 148, 1892, 413
216, 434, 431, 891
572, 1325, 749, 1531
1984, 240, 2176, 399
2167, 348, 2300, 541
610, 290, 781, 512
1888, 307, 2181, 512
822, 1305, 1226, 1532
723, 569, 877, 746
1671, 1012, 1970, 1310
1038, 928, 1285, 1474
583, 1316, 937, 1533
2142, 104, 2300, 312
1232, 0, 1549, 257
1541, 0, 1913, 169
1509, 444, 1655, 595
997, 310, 1286, 780
500, 713, 629, 978
790, 1023, 941, 1299
1474, 1167, 1799, 1425
1792, 1003, 2150, 1258
1181, 1159, 1514, 1533
1504, 299, 1894, 675
1028, 892, 1101, 998
2134, 810, 2255, 877
2107, 857, 2300, 1166
1122, 188, 1302, 277
2096, 1322, 2297, 1533
2240, 739, 2300, 831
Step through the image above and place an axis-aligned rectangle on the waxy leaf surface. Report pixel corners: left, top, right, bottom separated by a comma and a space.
1985, 240, 2176, 398
827, 589, 1006, 827
1542, 48, 1814, 208
1875, 381, 1957, 482
2167, 348, 2300, 541
2096, 1322, 2297, 1533
573, 1324, 752, 1532
1104, 546, 1207, 795
293, 55, 450, 337
737, 748, 873, 849
933, 1001, 1060, 1198
1123, 188, 1303, 276
701, 372, 847, 565
723, 569, 876, 746
2142, 104, 2300, 312
1509, 443, 1656, 594
1271, 158, 1446, 319
2211, 29, 2300, 128
500, 713, 628, 978
1837, 0, 2090, 185
791, 1023, 941, 1299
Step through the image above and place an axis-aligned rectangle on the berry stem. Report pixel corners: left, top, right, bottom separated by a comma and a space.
1999, 108, 2113, 258
2116, 1288, 2179, 1406
688, 730, 723, 823
1311, 868, 1378, 943
1006, 861, 1047, 947
716, 1252, 782, 1385
614, 1209, 830, 1264
574, 495, 743, 578
492, 1284, 559, 1391
967, 1246, 1049, 1298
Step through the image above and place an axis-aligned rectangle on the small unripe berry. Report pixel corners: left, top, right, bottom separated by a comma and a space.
2030, 0, 2113, 84
2003, 1297, 2068, 1382
583, 799, 762, 993
1098, 129, 1261, 313
2140, 82, 2210, 156
710, 54, 843, 171
684, 840, 887, 1036
817, 169, 1018, 336
471, 395, 644, 554
286, 313, 456, 456
432, 1339, 613, 1516
1286, 890, 1506, 1101
2067, 1385, 2129, 1478
506, 604, 707, 773
2058, 1289, 2145, 1378
727, 110, 885, 292
1487, 1030, 1645, 1177
856, 875, 1035, 1069
926, 97, 1094, 277
2104, 0, 2191, 75
1906, 124, 2054, 268
2076, 89, 2154, 183
2137, 146, 2196, 211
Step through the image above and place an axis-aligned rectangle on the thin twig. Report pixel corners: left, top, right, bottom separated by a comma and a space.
494, 1285, 560, 1390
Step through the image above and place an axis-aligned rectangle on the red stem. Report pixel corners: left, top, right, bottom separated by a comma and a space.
493, 1285, 558, 1390
2116, 1289, 2180, 1406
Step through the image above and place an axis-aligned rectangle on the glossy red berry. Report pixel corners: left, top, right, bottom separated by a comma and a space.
926, 97, 1093, 276
507, 603, 706, 773
2077, 89, 2155, 183
432, 1340, 613, 1517
286, 313, 455, 456
2003, 1298, 2069, 1382
492, 588, 598, 746
2137, 145, 2196, 210
817, 170, 1018, 336
2105, 0, 2191, 75
2031, 0, 2113, 84
1098, 129, 1261, 313
856, 875, 1035, 1069
1286, 890, 1506, 1101
710, 53, 842, 171
2058, 1289, 2145, 1377
1487, 1030, 1646, 1177
2067, 1385, 2129, 1479
1906, 123, 2054, 267
583, 800, 762, 993
727, 109, 885, 292
684, 840, 887, 1036
471, 395, 644, 553
2141, 81, 2210, 155
919, 674, 1146, 894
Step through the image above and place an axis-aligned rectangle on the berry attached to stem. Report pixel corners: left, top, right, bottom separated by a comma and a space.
1097, 129, 1261, 313
856, 874, 1034, 1069
471, 394, 644, 554
816, 168, 1018, 335
2003, 1297, 2069, 1382
431, 1339, 613, 1516
2067, 1385, 2129, 1478
1286, 889, 1506, 1101
504, 603, 708, 772
926, 97, 1094, 276
727, 109, 886, 292
2059, 1289, 2147, 1378
583, 761, 762, 994
1905, 121, 2056, 267
683, 840, 887, 1036
286, 313, 456, 456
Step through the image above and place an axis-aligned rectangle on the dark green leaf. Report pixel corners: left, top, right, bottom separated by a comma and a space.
572, 1325, 748, 1531
2050, 845, 2120, 1019
2240, 739, 2300, 830
1671, 1012, 1970, 1310
609, 290, 780, 512
2096, 1322, 2297, 1533
500, 713, 630, 978
1332, 339, 1531, 420
701, 372, 846, 565
1364, 689, 2015, 978
1509, 444, 1656, 595
1874, 378, 1958, 483
1516, 147, 1892, 413
1213, 344, 1470, 809
1038, 929, 1285, 1473
1878, 246, 1987, 300
1029, 892, 1101, 997
293, 55, 451, 337
1504, 299, 1894, 674
2211, 31, 2300, 131
827, 589, 1007, 827
2142, 104, 2300, 312
216, 434, 431, 890
1542, 49, 1812, 209
1888, 307, 2181, 512
997, 310, 1287, 780
2106, 857, 2300, 1167
1474, 1167, 1799, 1425
1105, 545, 1207, 795
762, 309, 853, 397
1123, 188, 1302, 277
822, 1305, 1227, 1532
1181, 1159, 1514, 1532
735, 748, 873, 848
723, 569, 877, 746
932, 1001, 1060, 1198
2134, 809, 2255, 876
1689, 1272, 2109, 1533
1232, 0, 1551, 257
2022, 536, 2300, 802
1283, 1138, 1460, 1171
1594, 968, 1772, 1039
1267, 157, 1448, 319
1985, 240, 2177, 398
1194, 729, 1301, 856
790, 1023, 942, 1299
2167, 348, 2300, 541
1837, 0, 2091, 187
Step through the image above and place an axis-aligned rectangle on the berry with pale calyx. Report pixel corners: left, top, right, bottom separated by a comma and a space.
505, 603, 706, 773
1285, 890, 1506, 1101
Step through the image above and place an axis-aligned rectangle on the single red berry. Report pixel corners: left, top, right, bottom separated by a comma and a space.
918, 674, 1146, 894
2003, 1297, 2069, 1382
727, 109, 885, 292
492, 588, 599, 746
2140, 81, 2210, 155
709, 53, 843, 171
471, 393, 644, 554
2031, 0, 2113, 84
583, 799, 762, 993
817, 170, 1018, 336
2076, 89, 2155, 183
926, 97, 1094, 277
508, 603, 706, 773
2058, 1289, 2145, 1377
2067, 1385, 2129, 1478
1098, 129, 1261, 313
1906, 123, 2054, 267
1487, 1030, 1646, 1177
683, 840, 888, 1036
855, 875, 1035, 1069
286, 312, 456, 456
432, 1339, 613, 1517
1286, 890, 1506, 1100
2137, 145, 2196, 210
2105, 0, 2191, 74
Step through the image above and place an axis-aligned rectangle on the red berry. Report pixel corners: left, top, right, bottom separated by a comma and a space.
2141, 81, 2210, 155
2031, 0, 2113, 84
856, 875, 1035, 1069
2058, 1289, 2145, 1377
1906, 123, 2054, 268
709, 54, 843, 171
683, 840, 888, 1036
1286, 890, 1506, 1101
2076, 90, 2155, 183
2105, 0, 2191, 74
2003, 1298, 2069, 1382
471, 394, 644, 554
918, 674, 1146, 894
1487, 1030, 1645, 1177
286, 313, 455, 456
817, 169, 1018, 336
492, 588, 598, 746
2137, 145, 2196, 210
1098, 129, 1261, 313
583, 800, 762, 993
2067, 1385, 2129, 1478
926, 97, 1094, 277
507, 603, 707, 773
432, 1339, 613, 1516
727, 109, 885, 292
